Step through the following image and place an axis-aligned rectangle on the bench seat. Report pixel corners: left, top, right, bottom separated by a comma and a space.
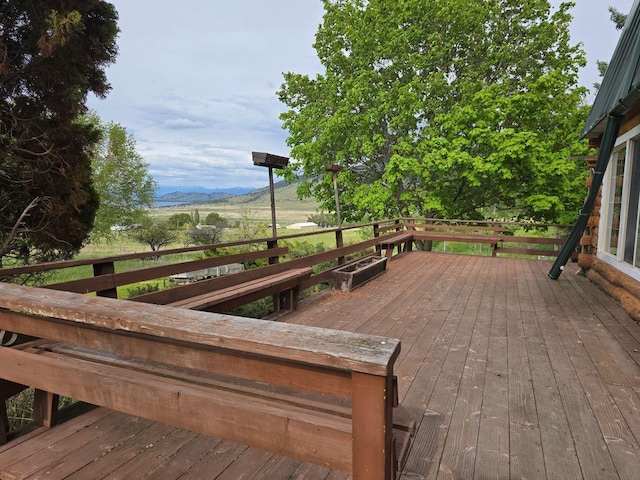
378, 231, 502, 260
168, 267, 313, 312
412, 231, 501, 244
377, 233, 414, 260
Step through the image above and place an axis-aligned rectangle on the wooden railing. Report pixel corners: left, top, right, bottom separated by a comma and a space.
0, 282, 400, 479
0, 217, 572, 478
398, 218, 572, 259
0, 218, 572, 311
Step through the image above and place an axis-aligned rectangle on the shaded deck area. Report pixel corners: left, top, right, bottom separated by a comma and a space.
3, 251, 640, 479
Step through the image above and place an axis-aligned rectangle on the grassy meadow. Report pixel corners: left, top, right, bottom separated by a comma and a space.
46, 182, 362, 297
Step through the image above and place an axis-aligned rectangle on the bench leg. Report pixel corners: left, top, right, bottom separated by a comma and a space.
404, 240, 413, 254
352, 372, 394, 480
385, 247, 394, 261
0, 400, 7, 445
33, 389, 59, 428
278, 287, 300, 312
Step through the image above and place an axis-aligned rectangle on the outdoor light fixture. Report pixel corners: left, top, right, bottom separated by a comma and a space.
326, 164, 343, 228
252, 152, 290, 237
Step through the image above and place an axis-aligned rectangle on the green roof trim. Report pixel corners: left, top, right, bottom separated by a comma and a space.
582, 0, 640, 139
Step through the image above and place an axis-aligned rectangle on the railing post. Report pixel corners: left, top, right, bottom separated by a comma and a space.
93, 261, 117, 298
373, 223, 381, 255
352, 372, 394, 480
267, 240, 279, 265
267, 239, 281, 310
336, 229, 345, 265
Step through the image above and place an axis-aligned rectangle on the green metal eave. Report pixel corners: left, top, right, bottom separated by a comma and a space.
549, 115, 622, 279
582, 0, 640, 139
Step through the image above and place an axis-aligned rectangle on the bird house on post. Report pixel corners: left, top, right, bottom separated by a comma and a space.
252, 152, 290, 237
252, 152, 289, 170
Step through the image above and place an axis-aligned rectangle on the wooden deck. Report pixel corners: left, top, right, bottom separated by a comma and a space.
3, 251, 640, 479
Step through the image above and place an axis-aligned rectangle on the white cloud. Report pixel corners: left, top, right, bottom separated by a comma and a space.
163, 118, 207, 129
88, 0, 633, 190
88, 0, 322, 189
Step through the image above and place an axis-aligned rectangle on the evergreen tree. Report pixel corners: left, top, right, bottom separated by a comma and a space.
0, 1, 118, 266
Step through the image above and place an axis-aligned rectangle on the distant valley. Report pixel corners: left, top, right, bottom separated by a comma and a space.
154, 186, 256, 204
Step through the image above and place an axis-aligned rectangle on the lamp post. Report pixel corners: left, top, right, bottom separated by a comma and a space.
325, 164, 343, 227
252, 152, 289, 237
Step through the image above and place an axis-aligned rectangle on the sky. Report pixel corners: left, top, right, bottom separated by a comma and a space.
86, 0, 636, 191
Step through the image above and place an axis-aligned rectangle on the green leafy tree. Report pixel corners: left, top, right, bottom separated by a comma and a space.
129, 219, 177, 252
279, 0, 589, 224
90, 117, 157, 240
204, 212, 229, 228
203, 207, 269, 268
0, 1, 118, 267
187, 226, 224, 246
308, 213, 335, 228
167, 213, 192, 230
186, 212, 229, 246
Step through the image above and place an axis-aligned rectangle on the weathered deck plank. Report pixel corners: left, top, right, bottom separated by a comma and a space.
3, 252, 640, 479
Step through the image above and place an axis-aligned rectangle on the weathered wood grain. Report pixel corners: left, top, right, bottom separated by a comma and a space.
3, 252, 640, 479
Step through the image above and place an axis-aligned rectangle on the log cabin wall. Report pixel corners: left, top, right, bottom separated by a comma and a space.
581, 106, 640, 323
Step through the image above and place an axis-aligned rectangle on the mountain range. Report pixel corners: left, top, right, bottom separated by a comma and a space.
155, 185, 255, 203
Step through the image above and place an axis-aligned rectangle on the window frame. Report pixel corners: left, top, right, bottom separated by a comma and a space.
598, 124, 640, 281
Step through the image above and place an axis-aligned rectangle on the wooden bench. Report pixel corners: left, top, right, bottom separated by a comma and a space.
129, 263, 314, 313
494, 235, 569, 258
412, 231, 502, 256
377, 222, 507, 259
0, 283, 404, 479
377, 233, 415, 260
168, 267, 312, 312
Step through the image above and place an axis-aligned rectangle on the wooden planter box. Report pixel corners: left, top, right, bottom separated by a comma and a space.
332, 256, 387, 292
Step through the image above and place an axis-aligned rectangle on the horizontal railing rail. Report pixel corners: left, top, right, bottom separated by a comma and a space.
0, 218, 573, 311
0, 282, 400, 479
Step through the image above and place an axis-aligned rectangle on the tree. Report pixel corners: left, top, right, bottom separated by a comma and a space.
0, 1, 118, 267
186, 211, 228, 246
308, 213, 335, 228
278, 0, 589, 224
129, 219, 177, 252
204, 212, 229, 228
187, 226, 224, 246
594, 6, 628, 90
167, 213, 192, 230
609, 6, 628, 30
90, 116, 157, 240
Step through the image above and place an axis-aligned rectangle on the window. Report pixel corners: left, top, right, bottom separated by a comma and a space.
600, 129, 640, 279
604, 147, 625, 255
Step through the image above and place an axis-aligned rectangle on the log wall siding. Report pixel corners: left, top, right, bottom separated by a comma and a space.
580, 109, 640, 322
587, 258, 640, 322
